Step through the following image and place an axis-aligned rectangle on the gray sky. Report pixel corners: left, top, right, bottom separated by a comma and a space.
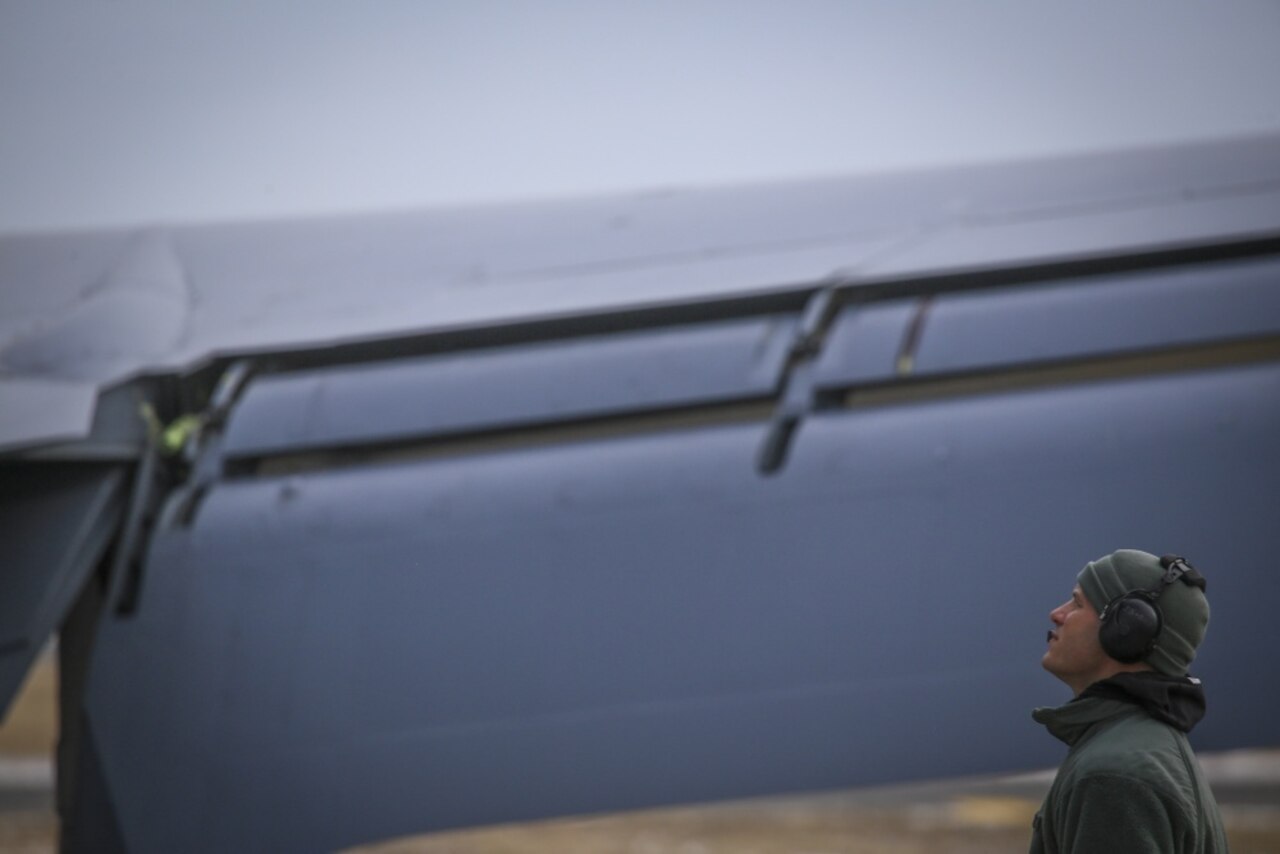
2, 1, 1279, 234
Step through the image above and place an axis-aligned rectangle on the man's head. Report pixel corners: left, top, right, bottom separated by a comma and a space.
1042, 549, 1210, 694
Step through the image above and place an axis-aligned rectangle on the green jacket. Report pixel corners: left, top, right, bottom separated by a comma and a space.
1029, 673, 1228, 854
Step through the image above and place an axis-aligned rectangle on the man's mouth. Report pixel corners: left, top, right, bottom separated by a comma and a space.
1046, 630, 1057, 643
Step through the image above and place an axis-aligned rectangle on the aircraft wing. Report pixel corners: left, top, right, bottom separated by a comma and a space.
3, 132, 1280, 852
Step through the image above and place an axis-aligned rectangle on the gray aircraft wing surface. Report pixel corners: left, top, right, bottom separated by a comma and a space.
2, 132, 1280, 852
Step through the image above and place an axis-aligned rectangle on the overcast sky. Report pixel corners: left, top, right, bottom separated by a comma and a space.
2, 1, 1278, 234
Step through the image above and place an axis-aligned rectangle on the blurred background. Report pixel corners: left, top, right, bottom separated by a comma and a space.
3, 1, 1279, 235
3, 2, 1280, 851
5, 653, 1279, 851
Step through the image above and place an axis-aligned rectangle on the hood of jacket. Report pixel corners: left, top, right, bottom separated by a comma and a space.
1033, 671, 1206, 746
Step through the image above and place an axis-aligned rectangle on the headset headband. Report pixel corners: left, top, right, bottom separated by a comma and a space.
1156, 554, 1207, 594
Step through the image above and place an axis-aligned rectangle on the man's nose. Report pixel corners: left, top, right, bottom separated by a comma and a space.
1049, 604, 1066, 624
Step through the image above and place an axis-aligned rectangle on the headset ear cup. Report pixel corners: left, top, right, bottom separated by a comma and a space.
1099, 595, 1162, 664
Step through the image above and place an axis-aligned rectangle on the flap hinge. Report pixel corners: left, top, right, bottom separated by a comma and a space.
757, 285, 843, 474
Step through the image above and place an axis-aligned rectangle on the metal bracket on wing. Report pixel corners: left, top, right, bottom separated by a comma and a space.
164, 359, 256, 528
104, 416, 165, 616
756, 284, 844, 475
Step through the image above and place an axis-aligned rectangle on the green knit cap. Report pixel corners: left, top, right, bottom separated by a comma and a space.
1076, 549, 1210, 676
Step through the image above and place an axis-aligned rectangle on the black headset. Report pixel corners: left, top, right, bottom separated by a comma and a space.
1097, 554, 1207, 664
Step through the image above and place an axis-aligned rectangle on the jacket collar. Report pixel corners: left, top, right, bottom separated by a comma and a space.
1034, 672, 1207, 746
1033, 695, 1135, 747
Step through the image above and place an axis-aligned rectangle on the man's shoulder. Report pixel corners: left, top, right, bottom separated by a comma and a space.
1081, 709, 1184, 761
1068, 712, 1199, 805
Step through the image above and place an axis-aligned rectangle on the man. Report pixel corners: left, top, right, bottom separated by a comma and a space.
1031, 549, 1228, 853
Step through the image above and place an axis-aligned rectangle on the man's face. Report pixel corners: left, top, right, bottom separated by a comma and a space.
1042, 584, 1111, 695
